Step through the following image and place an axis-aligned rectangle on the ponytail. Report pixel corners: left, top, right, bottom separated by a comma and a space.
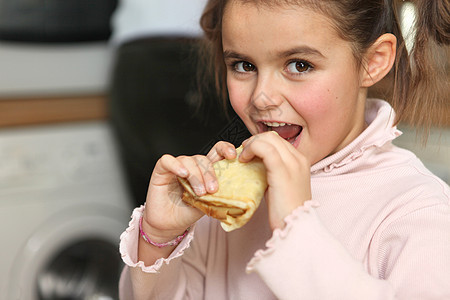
415, 0, 449, 45
391, 0, 449, 134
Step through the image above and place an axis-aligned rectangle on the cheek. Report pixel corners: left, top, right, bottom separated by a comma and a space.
227, 79, 251, 119
291, 81, 338, 123
293, 73, 359, 122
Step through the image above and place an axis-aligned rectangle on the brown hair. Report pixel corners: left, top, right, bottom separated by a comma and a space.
199, 0, 449, 133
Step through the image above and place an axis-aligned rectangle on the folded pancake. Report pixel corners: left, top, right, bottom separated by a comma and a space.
178, 146, 267, 231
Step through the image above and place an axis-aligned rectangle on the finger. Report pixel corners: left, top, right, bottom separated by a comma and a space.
241, 130, 279, 146
263, 131, 309, 167
193, 155, 219, 194
239, 132, 285, 162
239, 133, 306, 179
239, 136, 284, 170
266, 132, 311, 168
155, 154, 190, 178
178, 156, 207, 196
240, 133, 311, 186
243, 131, 301, 161
179, 155, 217, 196
207, 141, 237, 162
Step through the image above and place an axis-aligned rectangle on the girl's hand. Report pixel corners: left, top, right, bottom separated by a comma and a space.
142, 141, 237, 242
239, 132, 312, 230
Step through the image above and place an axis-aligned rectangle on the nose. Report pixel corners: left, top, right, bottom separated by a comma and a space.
250, 74, 284, 111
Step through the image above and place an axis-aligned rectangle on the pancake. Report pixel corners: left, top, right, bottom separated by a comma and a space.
178, 146, 267, 231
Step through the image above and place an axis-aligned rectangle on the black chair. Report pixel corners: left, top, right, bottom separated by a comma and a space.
108, 37, 249, 207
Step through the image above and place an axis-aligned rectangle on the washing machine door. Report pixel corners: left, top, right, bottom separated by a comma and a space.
36, 239, 120, 300
7, 208, 127, 300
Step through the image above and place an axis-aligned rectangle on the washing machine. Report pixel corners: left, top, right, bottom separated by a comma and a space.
0, 121, 133, 300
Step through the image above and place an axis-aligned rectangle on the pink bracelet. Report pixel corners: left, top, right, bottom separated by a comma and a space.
139, 215, 190, 248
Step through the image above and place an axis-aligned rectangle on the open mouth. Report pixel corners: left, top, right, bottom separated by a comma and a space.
260, 121, 303, 145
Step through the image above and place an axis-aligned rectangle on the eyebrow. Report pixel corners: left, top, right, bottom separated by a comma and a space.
223, 46, 325, 61
223, 50, 251, 61
278, 46, 325, 59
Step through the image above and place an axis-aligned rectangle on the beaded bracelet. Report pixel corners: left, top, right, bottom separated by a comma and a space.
139, 214, 190, 248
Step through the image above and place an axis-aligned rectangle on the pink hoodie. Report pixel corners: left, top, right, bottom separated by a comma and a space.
119, 99, 450, 300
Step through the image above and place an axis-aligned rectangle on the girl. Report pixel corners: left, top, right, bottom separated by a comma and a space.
119, 0, 450, 299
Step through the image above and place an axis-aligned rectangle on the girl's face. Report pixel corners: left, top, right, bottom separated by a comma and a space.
222, 1, 368, 165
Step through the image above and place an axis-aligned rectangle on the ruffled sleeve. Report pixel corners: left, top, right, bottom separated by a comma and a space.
119, 205, 196, 273
246, 201, 396, 300
119, 206, 209, 300
246, 200, 320, 271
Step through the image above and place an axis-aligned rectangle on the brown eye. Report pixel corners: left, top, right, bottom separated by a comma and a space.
295, 61, 309, 72
286, 60, 312, 74
235, 61, 256, 72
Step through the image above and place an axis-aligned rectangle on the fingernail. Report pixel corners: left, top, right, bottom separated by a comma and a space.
207, 181, 217, 192
194, 185, 206, 195
178, 168, 189, 177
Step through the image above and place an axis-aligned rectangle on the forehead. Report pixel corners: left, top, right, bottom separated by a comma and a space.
222, 1, 343, 54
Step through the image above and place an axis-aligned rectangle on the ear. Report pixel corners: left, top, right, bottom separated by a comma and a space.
361, 33, 397, 87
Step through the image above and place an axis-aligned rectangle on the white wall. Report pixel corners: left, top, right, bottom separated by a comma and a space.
0, 42, 113, 98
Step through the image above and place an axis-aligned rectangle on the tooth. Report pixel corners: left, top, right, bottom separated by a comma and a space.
263, 121, 288, 127
263, 122, 292, 127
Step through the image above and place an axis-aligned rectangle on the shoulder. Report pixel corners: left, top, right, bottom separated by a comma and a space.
312, 143, 449, 228
385, 145, 449, 202
367, 146, 450, 238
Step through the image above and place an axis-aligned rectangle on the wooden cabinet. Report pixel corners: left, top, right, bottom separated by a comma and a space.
0, 95, 107, 127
